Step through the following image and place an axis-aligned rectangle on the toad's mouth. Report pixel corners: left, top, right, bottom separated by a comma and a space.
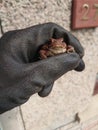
49, 48, 67, 54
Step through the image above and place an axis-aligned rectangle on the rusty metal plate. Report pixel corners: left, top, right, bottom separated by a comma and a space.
71, 0, 98, 29
93, 74, 98, 95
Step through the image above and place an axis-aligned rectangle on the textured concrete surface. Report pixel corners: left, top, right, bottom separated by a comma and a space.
79, 95, 98, 123
0, 0, 98, 130
58, 95, 98, 130
0, 108, 24, 130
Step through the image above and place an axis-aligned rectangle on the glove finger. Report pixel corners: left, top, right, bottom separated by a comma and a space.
51, 24, 84, 58
75, 59, 85, 72
49, 23, 85, 71
24, 53, 80, 86
38, 83, 54, 97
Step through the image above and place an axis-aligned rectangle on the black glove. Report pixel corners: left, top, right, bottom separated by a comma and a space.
0, 22, 85, 114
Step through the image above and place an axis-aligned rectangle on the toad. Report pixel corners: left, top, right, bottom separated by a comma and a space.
39, 38, 75, 59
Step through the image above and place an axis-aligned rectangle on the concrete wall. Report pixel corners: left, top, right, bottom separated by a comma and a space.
0, 0, 98, 130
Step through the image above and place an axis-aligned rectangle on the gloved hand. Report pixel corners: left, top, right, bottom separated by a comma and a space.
0, 22, 85, 114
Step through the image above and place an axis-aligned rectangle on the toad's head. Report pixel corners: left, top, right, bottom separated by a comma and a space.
48, 38, 67, 54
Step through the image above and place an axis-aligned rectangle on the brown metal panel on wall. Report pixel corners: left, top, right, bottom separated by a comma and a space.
71, 0, 98, 29
93, 74, 98, 95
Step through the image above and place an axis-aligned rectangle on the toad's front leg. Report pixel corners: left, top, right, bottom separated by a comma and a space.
39, 50, 48, 59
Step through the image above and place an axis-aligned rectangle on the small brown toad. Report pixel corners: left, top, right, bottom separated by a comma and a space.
39, 38, 75, 59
